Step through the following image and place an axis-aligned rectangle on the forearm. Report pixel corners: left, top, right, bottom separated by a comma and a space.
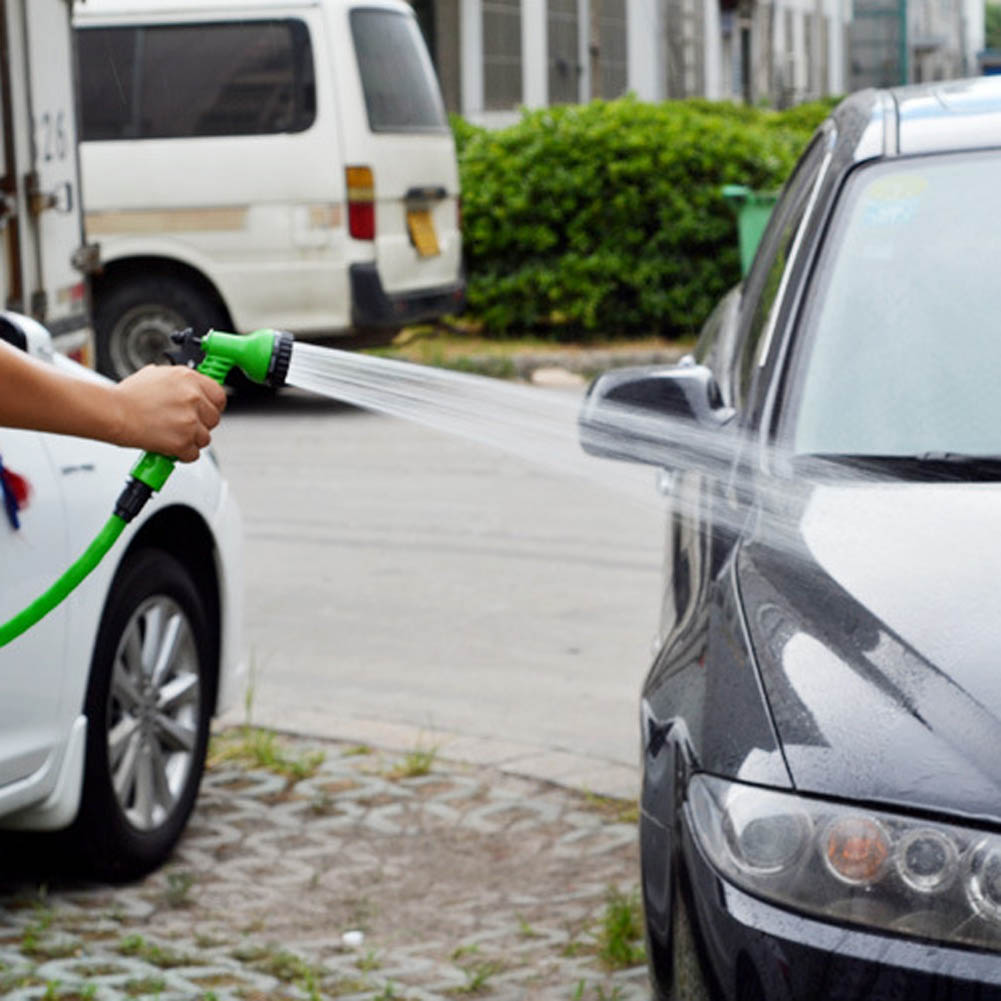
0, 340, 124, 444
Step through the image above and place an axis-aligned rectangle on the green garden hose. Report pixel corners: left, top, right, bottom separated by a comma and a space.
0, 327, 293, 649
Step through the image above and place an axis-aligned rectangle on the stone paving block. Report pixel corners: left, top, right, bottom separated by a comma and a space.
0, 735, 647, 1001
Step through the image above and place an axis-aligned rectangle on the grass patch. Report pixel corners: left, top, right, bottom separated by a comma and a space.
117, 934, 194, 969
355, 951, 381, 973
593, 887, 645, 971
208, 727, 325, 783
163, 870, 196, 908
447, 961, 504, 995
249, 947, 325, 986
384, 744, 437, 781
580, 791, 640, 826
123, 976, 167, 996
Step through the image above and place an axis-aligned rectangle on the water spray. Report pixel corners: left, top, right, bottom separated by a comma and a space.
0, 327, 293, 649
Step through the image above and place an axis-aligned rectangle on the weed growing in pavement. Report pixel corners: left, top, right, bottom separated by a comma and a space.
123, 975, 167, 997
571, 980, 627, 1001
384, 742, 438, 781
308, 789, 337, 816
0, 971, 46, 995
356, 950, 382, 972
230, 942, 270, 964
342, 744, 374, 757
251, 946, 326, 987
372, 981, 398, 1000
595, 985, 625, 1001
449, 944, 480, 961
297, 964, 323, 1001
20, 939, 79, 961
163, 870, 196, 908
117, 935, 194, 969
19, 898, 58, 958
448, 961, 504, 995
594, 887, 645, 971
516, 914, 540, 939
34, 980, 99, 1001
193, 933, 229, 950
208, 727, 326, 783
580, 791, 640, 826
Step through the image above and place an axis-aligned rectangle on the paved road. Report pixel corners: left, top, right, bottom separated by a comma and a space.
213, 385, 666, 798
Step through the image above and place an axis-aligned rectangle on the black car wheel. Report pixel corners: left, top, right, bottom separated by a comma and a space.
95, 275, 227, 380
73, 549, 213, 880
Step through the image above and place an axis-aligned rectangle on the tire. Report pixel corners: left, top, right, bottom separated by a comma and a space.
72, 549, 214, 880
94, 274, 228, 381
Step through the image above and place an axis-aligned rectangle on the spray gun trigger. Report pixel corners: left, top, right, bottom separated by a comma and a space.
164, 328, 206, 369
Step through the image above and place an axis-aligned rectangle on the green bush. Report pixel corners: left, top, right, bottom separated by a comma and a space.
454, 97, 831, 339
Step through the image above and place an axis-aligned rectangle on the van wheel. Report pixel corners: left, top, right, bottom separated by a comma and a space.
71, 549, 214, 880
95, 276, 227, 381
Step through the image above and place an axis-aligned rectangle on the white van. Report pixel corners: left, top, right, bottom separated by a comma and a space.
73, 0, 464, 380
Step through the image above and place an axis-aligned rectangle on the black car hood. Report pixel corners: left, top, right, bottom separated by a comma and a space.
737, 479, 1001, 826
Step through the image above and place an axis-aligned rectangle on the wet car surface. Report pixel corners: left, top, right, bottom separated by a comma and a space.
580, 77, 1001, 1000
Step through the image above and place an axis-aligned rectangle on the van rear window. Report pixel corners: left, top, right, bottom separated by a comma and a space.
349, 9, 447, 133
76, 20, 316, 141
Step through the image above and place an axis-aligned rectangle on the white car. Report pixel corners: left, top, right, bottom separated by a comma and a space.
0, 313, 246, 879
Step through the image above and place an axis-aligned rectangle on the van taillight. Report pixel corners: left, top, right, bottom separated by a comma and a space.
346, 166, 375, 240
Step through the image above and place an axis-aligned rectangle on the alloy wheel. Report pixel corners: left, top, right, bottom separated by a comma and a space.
105, 595, 202, 832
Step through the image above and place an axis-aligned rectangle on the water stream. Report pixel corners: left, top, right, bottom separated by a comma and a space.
283, 342, 847, 563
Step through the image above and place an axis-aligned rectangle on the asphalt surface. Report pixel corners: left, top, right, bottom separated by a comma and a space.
213, 374, 669, 800
0, 736, 648, 1001
0, 355, 676, 1001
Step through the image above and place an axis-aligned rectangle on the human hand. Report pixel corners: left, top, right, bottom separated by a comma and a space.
109, 365, 227, 462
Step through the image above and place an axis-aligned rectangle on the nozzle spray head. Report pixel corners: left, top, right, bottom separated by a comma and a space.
169, 327, 294, 388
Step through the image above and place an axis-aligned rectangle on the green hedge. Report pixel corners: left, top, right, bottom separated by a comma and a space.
454, 97, 834, 339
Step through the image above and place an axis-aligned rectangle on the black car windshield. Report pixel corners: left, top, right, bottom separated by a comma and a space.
792, 150, 1001, 460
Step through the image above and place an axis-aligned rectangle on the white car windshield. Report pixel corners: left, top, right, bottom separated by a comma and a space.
793, 150, 1001, 459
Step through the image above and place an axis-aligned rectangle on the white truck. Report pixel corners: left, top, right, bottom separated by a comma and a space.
1, 0, 95, 364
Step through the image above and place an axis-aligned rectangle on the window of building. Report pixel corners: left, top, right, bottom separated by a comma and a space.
483, 0, 523, 109
548, 0, 580, 103
597, 0, 628, 97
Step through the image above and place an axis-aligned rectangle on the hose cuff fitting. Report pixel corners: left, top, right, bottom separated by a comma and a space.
114, 479, 154, 524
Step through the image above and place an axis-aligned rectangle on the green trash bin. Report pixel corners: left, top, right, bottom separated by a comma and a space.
722, 184, 778, 277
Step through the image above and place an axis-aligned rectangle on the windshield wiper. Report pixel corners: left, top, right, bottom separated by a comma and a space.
797, 453, 1001, 482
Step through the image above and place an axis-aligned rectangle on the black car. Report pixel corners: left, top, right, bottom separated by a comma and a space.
580, 78, 1001, 1000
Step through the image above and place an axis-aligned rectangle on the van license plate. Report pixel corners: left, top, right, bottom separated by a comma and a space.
407, 209, 440, 257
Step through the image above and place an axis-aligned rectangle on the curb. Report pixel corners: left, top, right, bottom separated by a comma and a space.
217, 708, 640, 802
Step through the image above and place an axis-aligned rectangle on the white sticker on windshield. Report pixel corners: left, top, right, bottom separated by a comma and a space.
860, 174, 928, 227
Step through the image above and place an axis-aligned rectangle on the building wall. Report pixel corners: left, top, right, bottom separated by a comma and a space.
424, 0, 963, 125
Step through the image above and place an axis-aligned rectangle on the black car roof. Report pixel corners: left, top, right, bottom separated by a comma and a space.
832, 75, 1001, 161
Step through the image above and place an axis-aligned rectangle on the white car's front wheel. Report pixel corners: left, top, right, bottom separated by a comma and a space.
74, 548, 214, 880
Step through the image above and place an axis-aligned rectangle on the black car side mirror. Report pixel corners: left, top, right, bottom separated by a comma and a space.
578, 362, 736, 470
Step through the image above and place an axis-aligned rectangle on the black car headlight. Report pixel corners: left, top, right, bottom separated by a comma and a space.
688, 774, 1001, 952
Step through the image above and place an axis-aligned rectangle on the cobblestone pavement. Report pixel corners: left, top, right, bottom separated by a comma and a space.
0, 734, 648, 1001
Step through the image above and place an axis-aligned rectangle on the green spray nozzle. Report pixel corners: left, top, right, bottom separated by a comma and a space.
0, 327, 294, 649
126, 327, 294, 501
168, 327, 294, 388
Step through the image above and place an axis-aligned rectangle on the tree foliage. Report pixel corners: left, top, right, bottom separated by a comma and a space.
454, 97, 833, 339
987, 2, 1001, 50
